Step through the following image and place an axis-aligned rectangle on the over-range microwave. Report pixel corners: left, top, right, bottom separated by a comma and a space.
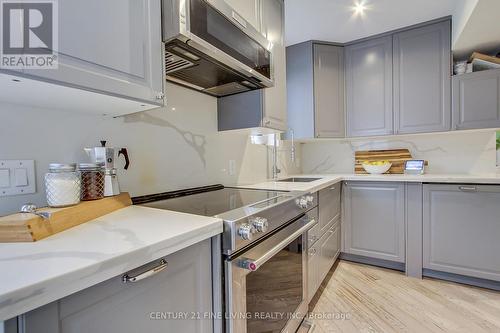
162, 0, 274, 97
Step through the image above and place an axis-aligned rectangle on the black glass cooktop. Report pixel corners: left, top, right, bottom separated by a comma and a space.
136, 186, 285, 217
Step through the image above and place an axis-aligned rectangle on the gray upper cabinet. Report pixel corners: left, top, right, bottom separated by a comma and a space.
393, 21, 451, 134
218, 0, 287, 132
452, 69, 500, 130
314, 44, 345, 138
260, 0, 287, 131
286, 42, 345, 139
423, 184, 500, 282
343, 182, 405, 263
346, 36, 393, 137
18, 240, 214, 333
22, 0, 164, 106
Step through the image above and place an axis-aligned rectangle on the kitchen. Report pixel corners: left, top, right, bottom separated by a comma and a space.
0, 0, 500, 332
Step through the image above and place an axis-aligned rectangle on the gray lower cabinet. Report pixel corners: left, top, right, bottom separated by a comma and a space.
307, 185, 341, 303
22, 0, 164, 105
452, 69, 500, 130
393, 21, 451, 134
307, 218, 340, 303
343, 182, 405, 263
423, 184, 500, 282
15, 240, 213, 333
318, 183, 341, 234
286, 42, 344, 139
345, 36, 393, 137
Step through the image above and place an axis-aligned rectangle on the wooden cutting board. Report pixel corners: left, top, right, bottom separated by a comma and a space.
0, 193, 132, 242
355, 149, 413, 174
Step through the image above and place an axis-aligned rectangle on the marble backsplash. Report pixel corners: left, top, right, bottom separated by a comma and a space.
301, 130, 498, 175
0, 83, 300, 216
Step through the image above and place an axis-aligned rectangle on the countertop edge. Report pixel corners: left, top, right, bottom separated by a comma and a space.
0, 218, 222, 322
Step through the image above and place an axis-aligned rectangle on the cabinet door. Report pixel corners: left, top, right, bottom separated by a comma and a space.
423, 184, 500, 282
307, 240, 320, 303
223, 0, 260, 31
343, 182, 405, 263
22, 0, 164, 105
22, 240, 213, 333
318, 220, 340, 284
261, 0, 287, 131
318, 183, 341, 235
314, 44, 345, 138
346, 36, 393, 137
452, 69, 500, 130
394, 21, 451, 134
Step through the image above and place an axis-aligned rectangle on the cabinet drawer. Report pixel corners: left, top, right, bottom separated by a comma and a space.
318, 183, 341, 234
307, 207, 320, 246
20, 240, 213, 333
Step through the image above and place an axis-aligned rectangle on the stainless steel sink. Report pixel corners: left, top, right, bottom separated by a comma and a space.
277, 177, 322, 183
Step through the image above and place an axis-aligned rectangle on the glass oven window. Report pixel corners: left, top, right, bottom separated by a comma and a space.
245, 235, 304, 333
189, 0, 271, 79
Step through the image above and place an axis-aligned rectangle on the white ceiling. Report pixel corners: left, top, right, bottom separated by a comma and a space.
284, 0, 458, 45
453, 0, 500, 59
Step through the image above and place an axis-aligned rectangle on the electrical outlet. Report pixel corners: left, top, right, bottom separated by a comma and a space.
229, 160, 236, 176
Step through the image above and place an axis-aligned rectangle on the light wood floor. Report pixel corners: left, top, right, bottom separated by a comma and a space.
305, 260, 500, 333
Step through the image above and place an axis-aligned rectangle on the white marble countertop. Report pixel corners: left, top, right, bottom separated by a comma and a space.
0, 206, 222, 321
238, 173, 500, 193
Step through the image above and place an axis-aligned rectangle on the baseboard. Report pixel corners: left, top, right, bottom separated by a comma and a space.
423, 269, 500, 291
339, 253, 406, 271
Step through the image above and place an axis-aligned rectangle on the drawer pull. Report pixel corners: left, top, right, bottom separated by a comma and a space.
329, 186, 336, 190
122, 259, 168, 283
459, 186, 477, 192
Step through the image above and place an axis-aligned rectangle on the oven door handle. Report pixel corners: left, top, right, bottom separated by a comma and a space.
238, 219, 315, 272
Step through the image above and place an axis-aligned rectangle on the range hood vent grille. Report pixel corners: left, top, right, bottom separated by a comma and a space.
165, 51, 195, 73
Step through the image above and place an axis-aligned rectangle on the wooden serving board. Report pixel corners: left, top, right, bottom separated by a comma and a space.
355, 149, 413, 174
0, 193, 132, 242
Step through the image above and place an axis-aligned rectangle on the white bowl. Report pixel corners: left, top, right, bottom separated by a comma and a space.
362, 162, 392, 174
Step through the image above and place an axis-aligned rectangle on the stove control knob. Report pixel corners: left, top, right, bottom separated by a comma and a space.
297, 197, 308, 209
306, 195, 314, 204
238, 224, 254, 241
251, 217, 269, 233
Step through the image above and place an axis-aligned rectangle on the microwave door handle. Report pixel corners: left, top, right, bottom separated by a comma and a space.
239, 219, 315, 272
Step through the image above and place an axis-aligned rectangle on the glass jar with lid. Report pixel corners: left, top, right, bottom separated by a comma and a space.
78, 163, 105, 201
45, 163, 81, 207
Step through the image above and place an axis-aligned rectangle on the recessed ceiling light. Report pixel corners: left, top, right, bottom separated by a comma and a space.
352, 1, 367, 16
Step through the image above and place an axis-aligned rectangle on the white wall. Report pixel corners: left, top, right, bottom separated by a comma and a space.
0, 83, 300, 215
301, 130, 497, 175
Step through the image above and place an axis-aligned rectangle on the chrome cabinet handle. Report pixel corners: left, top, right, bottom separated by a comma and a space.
122, 259, 168, 283
459, 186, 477, 192
329, 186, 336, 190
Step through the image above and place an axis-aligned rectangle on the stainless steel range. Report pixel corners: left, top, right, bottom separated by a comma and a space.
134, 185, 317, 333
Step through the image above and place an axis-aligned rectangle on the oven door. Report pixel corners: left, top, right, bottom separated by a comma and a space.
225, 213, 315, 333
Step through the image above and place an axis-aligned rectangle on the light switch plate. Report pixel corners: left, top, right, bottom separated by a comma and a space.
0, 160, 36, 197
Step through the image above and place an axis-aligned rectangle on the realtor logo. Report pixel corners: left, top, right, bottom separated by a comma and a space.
0, 0, 58, 69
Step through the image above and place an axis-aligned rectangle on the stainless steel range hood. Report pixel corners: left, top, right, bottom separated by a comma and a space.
162, 0, 274, 97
